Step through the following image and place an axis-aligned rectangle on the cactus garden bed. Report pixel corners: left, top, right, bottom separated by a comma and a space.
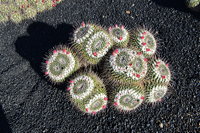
0, 0, 199, 132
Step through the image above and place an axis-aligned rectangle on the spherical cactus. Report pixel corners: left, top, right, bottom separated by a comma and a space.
10, 11, 23, 23
0, 13, 8, 23
9, 3, 20, 11
43, 46, 81, 83
67, 72, 108, 114
112, 86, 145, 112
130, 28, 157, 58
103, 48, 148, 85
108, 24, 129, 47
146, 58, 171, 84
24, 7, 37, 19
0, 4, 10, 15
145, 84, 168, 103
73, 22, 113, 65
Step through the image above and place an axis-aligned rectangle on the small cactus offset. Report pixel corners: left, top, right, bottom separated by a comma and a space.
108, 25, 129, 47
43, 45, 80, 83
0, 0, 63, 23
72, 22, 113, 65
41, 22, 172, 114
67, 72, 108, 114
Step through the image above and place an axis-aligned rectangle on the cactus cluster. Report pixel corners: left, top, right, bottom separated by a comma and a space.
43, 22, 172, 114
0, 0, 63, 23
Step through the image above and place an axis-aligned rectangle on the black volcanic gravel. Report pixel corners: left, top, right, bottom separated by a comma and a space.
0, 0, 199, 132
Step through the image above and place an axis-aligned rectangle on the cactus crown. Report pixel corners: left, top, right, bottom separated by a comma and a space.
69, 75, 94, 100
109, 25, 129, 44
44, 47, 78, 83
110, 48, 134, 72
86, 31, 112, 58
109, 48, 148, 81
74, 23, 94, 44
114, 88, 144, 111
147, 85, 168, 103
152, 59, 171, 83
85, 93, 107, 114
137, 29, 157, 56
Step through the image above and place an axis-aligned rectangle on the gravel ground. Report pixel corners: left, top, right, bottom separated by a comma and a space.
0, 0, 199, 132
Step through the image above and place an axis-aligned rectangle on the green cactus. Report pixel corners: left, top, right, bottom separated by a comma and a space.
10, 11, 23, 23
108, 24, 129, 47
72, 22, 114, 65
43, 46, 81, 83
0, 13, 8, 23
24, 7, 37, 19
112, 86, 145, 112
129, 28, 157, 58
146, 58, 171, 85
145, 83, 168, 103
0, 4, 10, 15
103, 48, 148, 86
67, 72, 108, 114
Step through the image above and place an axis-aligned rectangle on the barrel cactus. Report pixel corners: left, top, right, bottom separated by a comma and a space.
43, 46, 80, 83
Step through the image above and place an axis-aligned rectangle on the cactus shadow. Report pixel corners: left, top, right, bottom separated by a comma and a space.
15, 22, 74, 87
152, 0, 200, 20
0, 105, 12, 133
